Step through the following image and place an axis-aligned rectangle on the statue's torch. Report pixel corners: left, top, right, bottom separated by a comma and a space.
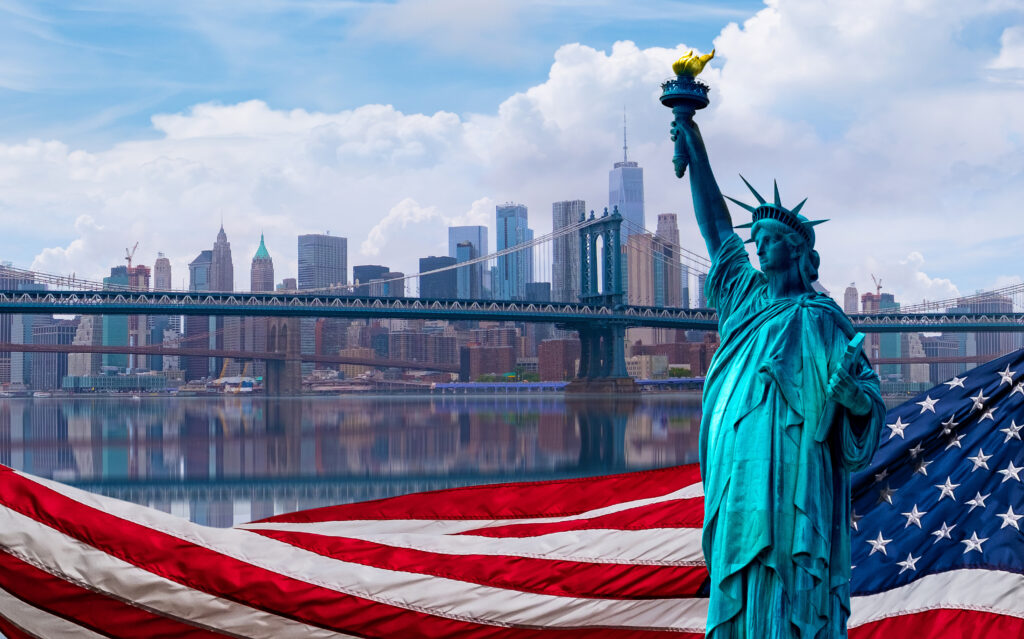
659, 49, 714, 178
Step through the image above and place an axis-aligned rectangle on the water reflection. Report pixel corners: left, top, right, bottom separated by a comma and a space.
0, 395, 702, 526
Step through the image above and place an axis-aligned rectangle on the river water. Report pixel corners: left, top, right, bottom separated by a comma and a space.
0, 394, 703, 526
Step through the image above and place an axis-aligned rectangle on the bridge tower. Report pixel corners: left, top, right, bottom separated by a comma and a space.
566, 207, 635, 393
265, 317, 302, 395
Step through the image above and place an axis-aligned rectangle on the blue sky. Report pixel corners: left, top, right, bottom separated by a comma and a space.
1, 1, 761, 147
1, 0, 1023, 304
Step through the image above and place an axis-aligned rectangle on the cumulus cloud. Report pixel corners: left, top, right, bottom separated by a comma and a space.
4, 0, 1023, 306
990, 25, 1024, 70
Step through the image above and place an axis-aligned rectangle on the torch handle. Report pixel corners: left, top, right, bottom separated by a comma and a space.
670, 105, 696, 179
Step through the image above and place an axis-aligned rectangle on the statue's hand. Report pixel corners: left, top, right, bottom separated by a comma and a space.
670, 116, 700, 148
828, 368, 872, 416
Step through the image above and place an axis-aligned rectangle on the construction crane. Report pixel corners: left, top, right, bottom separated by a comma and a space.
124, 242, 139, 270
870, 273, 883, 296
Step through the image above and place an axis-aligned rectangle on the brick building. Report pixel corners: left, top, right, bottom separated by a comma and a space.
538, 338, 581, 381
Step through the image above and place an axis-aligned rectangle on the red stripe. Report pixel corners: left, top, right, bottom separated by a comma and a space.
259, 465, 702, 523
254, 528, 709, 600
0, 613, 37, 639
0, 549, 228, 638
0, 469, 699, 638
459, 497, 705, 538
850, 608, 1024, 638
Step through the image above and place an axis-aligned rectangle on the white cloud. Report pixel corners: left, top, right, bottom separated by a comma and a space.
362, 198, 441, 257
4, 0, 1023, 306
990, 25, 1024, 69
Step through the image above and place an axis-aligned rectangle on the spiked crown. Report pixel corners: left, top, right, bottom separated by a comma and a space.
726, 176, 827, 246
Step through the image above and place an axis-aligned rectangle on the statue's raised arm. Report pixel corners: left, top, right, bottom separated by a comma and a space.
671, 118, 736, 261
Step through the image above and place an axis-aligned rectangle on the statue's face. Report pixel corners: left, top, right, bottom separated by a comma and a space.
753, 224, 796, 273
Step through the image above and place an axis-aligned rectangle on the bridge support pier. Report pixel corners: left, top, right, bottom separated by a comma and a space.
265, 317, 302, 395
565, 322, 636, 394
566, 207, 637, 394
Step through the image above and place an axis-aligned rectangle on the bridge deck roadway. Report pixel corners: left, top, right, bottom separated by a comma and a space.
2, 290, 1023, 332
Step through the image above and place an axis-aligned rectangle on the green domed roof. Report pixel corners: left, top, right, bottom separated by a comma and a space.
253, 233, 271, 260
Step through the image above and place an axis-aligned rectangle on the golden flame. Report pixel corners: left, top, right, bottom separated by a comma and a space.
672, 49, 715, 77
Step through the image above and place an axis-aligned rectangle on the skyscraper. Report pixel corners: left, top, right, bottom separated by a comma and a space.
353, 265, 389, 296
448, 226, 488, 299
419, 256, 457, 299
153, 253, 172, 290
209, 225, 234, 293
0, 264, 34, 383
495, 203, 534, 301
655, 214, 682, 307
298, 234, 347, 290
454, 242, 480, 299
247, 234, 274, 380
10, 282, 46, 388
185, 250, 213, 381
844, 283, 859, 314
609, 115, 645, 238
250, 233, 274, 292
298, 234, 348, 375
552, 200, 584, 303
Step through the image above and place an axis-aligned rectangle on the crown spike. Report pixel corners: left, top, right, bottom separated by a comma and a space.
806, 219, 828, 226
790, 198, 808, 216
773, 180, 782, 207
738, 175, 766, 204
725, 195, 758, 214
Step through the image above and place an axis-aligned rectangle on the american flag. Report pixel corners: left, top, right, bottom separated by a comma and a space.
0, 350, 1022, 638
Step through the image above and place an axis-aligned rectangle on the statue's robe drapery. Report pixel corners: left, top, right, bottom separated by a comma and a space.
700, 234, 884, 639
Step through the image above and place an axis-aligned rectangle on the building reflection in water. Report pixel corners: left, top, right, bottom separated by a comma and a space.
0, 395, 702, 526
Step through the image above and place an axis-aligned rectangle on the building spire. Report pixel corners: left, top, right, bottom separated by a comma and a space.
622, 108, 629, 163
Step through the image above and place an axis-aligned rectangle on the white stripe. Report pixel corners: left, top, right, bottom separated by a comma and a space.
7, 475, 708, 630
22, 469, 703, 564
849, 568, 1024, 626
0, 583, 108, 639
0, 507, 359, 639
241, 482, 705, 536
259, 527, 706, 566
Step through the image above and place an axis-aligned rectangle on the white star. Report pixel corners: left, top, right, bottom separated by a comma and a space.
944, 376, 966, 389
940, 415, 959, 436
980, 407, 997, 422
907, 442, 924, 459
1000, 420, 1022, 443
931, 521, 956, 543
935, 477, 959, 501
998, 365, 1016, 386
916, 395, 939, 413
902, 504, 927, 528
915, 459, 932, 476
970, 390, 988, 411
887, 416, 909, 439
965, 491, 990, 512
876, 484, 897, 505
873, 468, 889, 484
997, 461, 1023, 483
945, 433, 965, 450
867, 532, 892, 556
850, 509, 862, 531
897, 552, 921, 574
961, 532, 988, 555
967, 448, 992, 471
997, 506, 1023, 531
1012, 382, 1024, 397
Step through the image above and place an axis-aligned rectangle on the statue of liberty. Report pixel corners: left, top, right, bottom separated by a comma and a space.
673, 116, 885, 638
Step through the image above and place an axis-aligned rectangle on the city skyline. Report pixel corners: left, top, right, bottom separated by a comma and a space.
1, 2, 1022, 307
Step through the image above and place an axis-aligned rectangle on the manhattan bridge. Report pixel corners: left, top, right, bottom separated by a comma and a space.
2, 208, 1024, 393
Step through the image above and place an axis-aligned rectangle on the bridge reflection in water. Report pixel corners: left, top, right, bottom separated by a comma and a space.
0, 395, 702, 527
